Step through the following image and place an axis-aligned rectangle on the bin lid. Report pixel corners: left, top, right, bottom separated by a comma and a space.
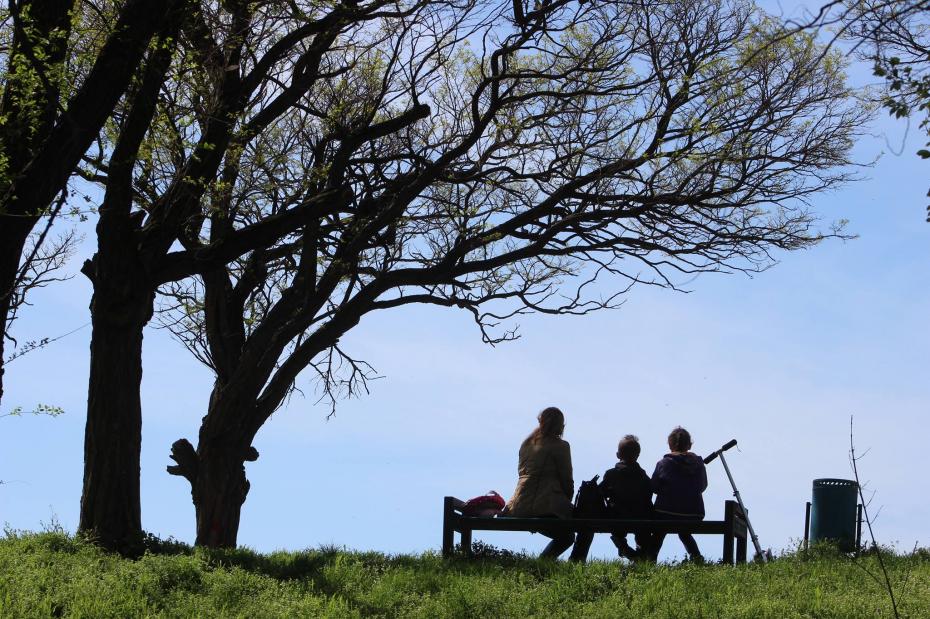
812, 478, 857, 488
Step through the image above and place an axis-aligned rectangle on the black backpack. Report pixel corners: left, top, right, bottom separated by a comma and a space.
573, 475, 607, 518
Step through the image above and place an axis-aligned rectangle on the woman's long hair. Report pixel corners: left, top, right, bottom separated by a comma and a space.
527, 407, 564, 443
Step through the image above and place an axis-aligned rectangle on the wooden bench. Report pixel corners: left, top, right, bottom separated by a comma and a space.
442, 496, 750, 564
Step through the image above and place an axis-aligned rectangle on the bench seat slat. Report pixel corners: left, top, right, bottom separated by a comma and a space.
452, 516, 729, 535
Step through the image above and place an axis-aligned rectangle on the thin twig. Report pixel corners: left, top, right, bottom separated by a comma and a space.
0, 189, 68, 306
4, 322, 90, 364
849, 554, 891, 590
849, 415, 900, 619
897, 541, 920, 600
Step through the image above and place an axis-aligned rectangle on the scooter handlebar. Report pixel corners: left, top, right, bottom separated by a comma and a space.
704, 439, 738, 464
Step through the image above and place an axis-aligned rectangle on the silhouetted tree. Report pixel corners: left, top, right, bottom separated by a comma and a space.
77, 0, 415, 552
0, 0, 182, 408
153, 0, 867, 547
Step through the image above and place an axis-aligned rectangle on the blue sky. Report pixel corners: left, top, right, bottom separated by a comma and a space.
2, 2, 929, 562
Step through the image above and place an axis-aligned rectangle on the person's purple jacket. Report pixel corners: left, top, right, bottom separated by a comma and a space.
651, 452, 708, 517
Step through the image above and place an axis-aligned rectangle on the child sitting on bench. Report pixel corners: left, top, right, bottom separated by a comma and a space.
567, 434, 654, 562
651, 426, 707, 563
601, 434, 656, 561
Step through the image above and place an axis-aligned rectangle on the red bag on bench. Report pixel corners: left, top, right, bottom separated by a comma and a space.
461, 491, 506, 517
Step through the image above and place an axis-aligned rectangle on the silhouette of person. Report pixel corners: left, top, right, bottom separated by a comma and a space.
651, 426, 707, 562
503, 407, 575, 559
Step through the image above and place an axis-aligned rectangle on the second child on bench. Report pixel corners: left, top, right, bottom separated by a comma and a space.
651, 426, 707, 563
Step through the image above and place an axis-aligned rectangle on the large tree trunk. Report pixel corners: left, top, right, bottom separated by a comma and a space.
76, 0, 183, 555
0, 217, 35, 407
78, 207, 155, 554
79, 285, 153, 553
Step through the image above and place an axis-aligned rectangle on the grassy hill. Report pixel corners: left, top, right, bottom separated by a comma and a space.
1, 532, 927, 618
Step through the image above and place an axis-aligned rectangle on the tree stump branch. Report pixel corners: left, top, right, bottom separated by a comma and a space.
167, 438, 198, 483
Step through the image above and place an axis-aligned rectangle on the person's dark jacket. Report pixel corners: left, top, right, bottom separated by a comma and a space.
600, 460, 654, 519
651, 452, 707, 517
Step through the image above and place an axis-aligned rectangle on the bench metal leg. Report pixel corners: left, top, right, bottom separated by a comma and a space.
723, 533, 734, 565
723, 500, 735, 565
461, 528, 472, 556
803, 501, 811, 551
736, 533, 747, 564
442, 497, 455, 557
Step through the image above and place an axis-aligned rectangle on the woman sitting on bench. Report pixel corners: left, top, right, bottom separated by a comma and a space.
502, 406, 575, 559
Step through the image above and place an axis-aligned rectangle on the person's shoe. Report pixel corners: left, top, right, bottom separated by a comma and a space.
617, 544, 638, 561
568, 547, 588, 563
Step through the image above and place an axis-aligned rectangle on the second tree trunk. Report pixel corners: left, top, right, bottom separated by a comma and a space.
192, 438, 253, 548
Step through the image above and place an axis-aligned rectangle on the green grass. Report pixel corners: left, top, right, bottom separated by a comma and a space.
1, 533, 928, 618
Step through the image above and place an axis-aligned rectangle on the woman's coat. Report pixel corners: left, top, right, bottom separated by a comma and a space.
505, 435, 574, 519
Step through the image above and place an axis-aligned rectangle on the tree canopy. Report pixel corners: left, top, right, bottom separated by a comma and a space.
846, 0, 930, 222
132, 0, 869, 547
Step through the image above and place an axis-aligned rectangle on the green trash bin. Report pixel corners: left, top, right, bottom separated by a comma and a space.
810, 478, 859, 551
